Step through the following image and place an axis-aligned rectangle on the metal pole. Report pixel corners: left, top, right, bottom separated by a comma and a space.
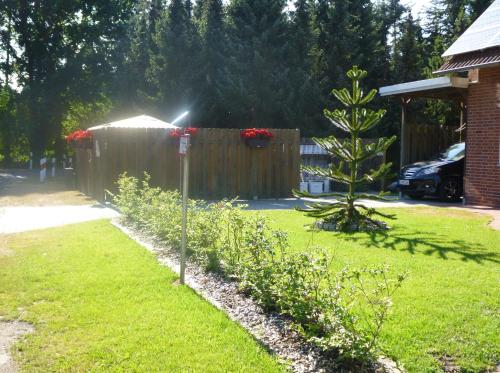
180, 136, 190, 285
399, 98, 409, 199
400, 98, 407, 170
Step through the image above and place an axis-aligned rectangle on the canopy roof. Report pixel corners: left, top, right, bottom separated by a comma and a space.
88, 115, 178, 131
442, 0, 500, 57
379, 76, 469, 100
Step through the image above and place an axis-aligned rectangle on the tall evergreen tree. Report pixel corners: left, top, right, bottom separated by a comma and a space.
122, 0, 163, 112
225, 0, 290, 128
284, 0, 323, 135
393, 12, 425, 83
151, 0, 199, 120
196, 0, 229, 127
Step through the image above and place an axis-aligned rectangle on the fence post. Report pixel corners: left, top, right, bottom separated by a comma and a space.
40, 158, 47, 182
63, 154, 66, 169
51, 158, 56, 177
29, 152, 33, 170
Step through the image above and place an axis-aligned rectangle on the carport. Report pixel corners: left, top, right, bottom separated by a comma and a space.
379, 76, 469, 169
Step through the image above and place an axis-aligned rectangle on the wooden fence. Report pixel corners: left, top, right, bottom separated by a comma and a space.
403, 123, 462, 165
75, 128, 300, 201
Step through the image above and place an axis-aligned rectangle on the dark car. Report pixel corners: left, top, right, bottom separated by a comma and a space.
397, 142, 465, 201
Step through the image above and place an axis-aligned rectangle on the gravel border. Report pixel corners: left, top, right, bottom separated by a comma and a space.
0, 320, 34, 373
112, 219, 403, 373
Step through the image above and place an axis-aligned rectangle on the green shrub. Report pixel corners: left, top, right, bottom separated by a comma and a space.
113, 173, 406, 364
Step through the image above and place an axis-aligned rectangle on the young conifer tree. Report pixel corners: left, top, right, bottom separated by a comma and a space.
294, 66, 396, 232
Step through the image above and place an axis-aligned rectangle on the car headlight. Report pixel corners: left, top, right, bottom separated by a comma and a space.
417, 167, 440, 176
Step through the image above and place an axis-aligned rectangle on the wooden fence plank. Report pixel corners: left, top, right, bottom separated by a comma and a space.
76, 128, 300, 201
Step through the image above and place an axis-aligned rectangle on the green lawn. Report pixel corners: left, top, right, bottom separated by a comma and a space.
0, 221, 283, 372
252, 207, 500, 373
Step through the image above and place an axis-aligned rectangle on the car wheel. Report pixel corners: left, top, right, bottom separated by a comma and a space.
406, 193, 424, 200
439, 178, 462, 202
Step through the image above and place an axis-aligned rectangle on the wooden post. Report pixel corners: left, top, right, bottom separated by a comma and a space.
400, 97, 411, 198
40, 158, 47, 182
51, 158, 56, 177
179, 135, 190, 285
400, 97, 409, 170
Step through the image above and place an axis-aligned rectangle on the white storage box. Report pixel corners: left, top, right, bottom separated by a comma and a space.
299, 182, 309, 192
323, 180, 330, 193
309, 181, 324, 194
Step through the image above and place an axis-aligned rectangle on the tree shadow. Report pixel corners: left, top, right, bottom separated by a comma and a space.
341, 228, 499, 265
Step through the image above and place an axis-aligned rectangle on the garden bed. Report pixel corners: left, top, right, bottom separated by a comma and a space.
112, 219, 401, 373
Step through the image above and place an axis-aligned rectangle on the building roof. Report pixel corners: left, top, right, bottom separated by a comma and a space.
88, 115, 178, 131
379, 76, 469, 99
300, 144, 329, 155
442, 0, 500, 57
436, 47, 500, 73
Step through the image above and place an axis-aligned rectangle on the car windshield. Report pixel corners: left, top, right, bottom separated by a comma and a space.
434, 143, 465, 161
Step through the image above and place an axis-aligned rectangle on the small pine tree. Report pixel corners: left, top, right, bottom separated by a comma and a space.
294, 66, 396, 232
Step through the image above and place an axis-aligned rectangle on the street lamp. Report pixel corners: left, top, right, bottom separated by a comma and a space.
171, 111, 189, 126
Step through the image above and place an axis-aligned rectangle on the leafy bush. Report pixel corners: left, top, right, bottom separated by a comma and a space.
113, 173, 406, 364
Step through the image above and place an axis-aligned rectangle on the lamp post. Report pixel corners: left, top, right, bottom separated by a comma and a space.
178, 134, 190, 284
173, 110, 190, 285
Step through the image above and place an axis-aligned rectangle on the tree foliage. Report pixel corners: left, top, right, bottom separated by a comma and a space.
0, 0, 494, 166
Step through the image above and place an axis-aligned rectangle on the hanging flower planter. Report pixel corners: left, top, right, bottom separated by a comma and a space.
65, 130, 93, 149
169, 127, 199, 139
240, 128, 274, 148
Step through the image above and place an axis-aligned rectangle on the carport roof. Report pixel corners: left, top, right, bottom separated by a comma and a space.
88, 115, 178, 131
379, 76, 469, 100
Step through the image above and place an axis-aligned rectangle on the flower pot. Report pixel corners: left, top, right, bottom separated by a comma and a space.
245, 137, 270, 148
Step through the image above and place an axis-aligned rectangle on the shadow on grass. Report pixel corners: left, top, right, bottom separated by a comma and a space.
341, 229, 499, 264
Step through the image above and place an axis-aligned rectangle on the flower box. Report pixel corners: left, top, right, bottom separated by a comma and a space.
245, 137, 270, 148
240, 128, 274, 148
65, 130, 93, 149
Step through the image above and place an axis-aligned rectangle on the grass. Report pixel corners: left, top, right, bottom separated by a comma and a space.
250, 207, 500, 372
0, 220, 284, 372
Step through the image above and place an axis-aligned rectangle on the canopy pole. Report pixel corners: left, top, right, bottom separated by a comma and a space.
400, 97, 411, 199
400, 97, 411, 170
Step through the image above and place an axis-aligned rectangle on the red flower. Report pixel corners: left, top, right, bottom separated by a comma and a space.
65, 130, 92, 144
240, 128, 274, 139
184, 127, 198, 136
170, 127, 199, 138
170, 128, 183, 138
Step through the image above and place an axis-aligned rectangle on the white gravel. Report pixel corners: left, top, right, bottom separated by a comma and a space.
0, 204, 119, 234
0, 321, 33, 373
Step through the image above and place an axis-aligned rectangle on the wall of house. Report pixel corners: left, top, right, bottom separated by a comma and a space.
465, 66, 500, 207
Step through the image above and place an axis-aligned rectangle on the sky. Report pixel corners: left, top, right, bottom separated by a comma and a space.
401, 0, 433, 17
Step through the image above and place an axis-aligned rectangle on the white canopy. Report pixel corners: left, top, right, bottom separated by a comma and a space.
88, 115, 178, 131
379, 76, 469, 97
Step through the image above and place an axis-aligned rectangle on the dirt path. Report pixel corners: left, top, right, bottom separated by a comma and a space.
0, 321, 33, 373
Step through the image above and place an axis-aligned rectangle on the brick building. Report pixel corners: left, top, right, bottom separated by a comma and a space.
380, 0, 500, 208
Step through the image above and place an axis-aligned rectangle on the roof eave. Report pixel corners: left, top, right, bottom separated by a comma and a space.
434, 60, 500, 74
379, 76, 469, 97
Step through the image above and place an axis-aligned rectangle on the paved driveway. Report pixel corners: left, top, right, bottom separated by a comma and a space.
0, 204, 119, 234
